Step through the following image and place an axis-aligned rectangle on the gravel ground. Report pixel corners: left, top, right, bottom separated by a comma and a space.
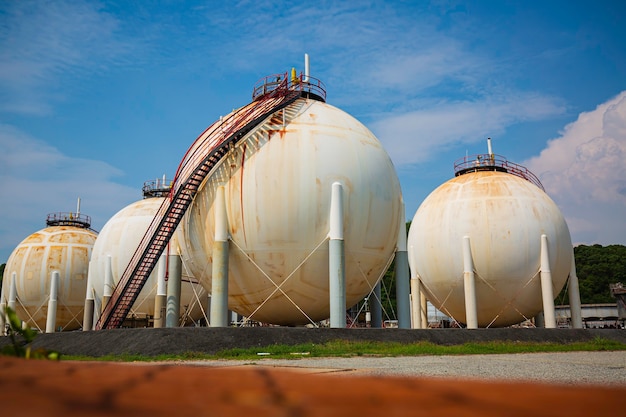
184, 351, 626, 386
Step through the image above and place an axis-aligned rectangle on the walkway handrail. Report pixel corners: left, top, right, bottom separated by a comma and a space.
453, 153, 544, 191
252, 72, 326, 102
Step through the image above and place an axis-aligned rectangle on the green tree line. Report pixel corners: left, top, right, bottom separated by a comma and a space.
557, 244, 626, 305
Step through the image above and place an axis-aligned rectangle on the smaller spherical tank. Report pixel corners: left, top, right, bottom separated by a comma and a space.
408, 170, 572, 327
2, 224, 97, 331
88, 197, 206, 324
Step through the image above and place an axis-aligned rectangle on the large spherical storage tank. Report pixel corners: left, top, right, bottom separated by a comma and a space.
88, 197, 206, 325
1, 224, 97, 331
178, 97, 403, 325
407, 170, 572, 327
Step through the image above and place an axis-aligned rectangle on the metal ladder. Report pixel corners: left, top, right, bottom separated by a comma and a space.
95, 80, 301, 330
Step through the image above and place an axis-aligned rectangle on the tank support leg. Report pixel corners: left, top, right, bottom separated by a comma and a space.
568, 251, 583, 328
46, 271, 59, 333
395, 204, 411, 329
462, 236, 478, 329
154, 254, 167, 328
210, 186, 230, 327
410, 276, 422, 329
540, 234, 557, 328
329, 182, 346, 328
371, 281, 382, 328
8, 272, 17, 312
420, 292, 428, 329
101, 255, 113, 313
83, 265, 94, 331
0, 285, 6, 334
166, 254, 182, 328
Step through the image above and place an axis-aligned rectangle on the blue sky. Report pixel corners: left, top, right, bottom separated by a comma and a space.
1, 0, 625, 263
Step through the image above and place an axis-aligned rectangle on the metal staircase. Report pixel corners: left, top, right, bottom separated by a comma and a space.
95, 77, 304, 330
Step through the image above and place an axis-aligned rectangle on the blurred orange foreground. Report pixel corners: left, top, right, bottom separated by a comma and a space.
0, 356, 623, 417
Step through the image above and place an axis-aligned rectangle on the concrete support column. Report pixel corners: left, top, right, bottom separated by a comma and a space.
210, 186, 230, 327
0, 285, 6, 334
371, 281, 382, 328
329, 182, 346, 328
410, 277, 422, 329
568, 251, 583, 329
540, 234, 557, 328
83, 264, 94, 331
535, 312, 545, 328
154, 254, 167, 328
102, 255, 113, 313
420, 292, 428, 329
408, 246, 423, 329
206, 295, 212, 326
462, 236, 478, 329
45, 271, 59, 333
8, 272, 17, 312
166, 254, 182, 328
395, 206, 410, 329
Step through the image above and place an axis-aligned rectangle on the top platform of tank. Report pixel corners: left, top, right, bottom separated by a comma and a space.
252, 71, 326, 103
46, 212, 92, 229
453, 153, 544, 191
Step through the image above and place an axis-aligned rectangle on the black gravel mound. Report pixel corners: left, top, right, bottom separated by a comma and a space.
1, 327, 624, 357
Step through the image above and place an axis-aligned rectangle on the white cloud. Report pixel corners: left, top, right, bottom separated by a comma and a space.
0, 125, 138, 262
524, 91, 626, 245
371, 93, 566, 165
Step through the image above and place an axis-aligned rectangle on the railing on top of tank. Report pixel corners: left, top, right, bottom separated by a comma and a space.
46, 212, 92, 228
142, 178, 173, 198
453, 153, 545, 191
252, 72, 326, 102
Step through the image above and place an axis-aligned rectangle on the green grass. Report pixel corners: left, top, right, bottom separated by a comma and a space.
63, 336, 626, 362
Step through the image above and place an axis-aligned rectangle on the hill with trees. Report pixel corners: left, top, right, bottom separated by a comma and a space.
556, 244, 626, 305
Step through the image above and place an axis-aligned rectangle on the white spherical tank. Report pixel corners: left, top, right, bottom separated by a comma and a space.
179, 98, 403, 325
408, 170, 572, 327
2, 224, 97, 331
88, 197, 206, 324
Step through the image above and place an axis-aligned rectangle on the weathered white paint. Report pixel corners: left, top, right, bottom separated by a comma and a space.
179, 98, 403, 325
408, 171, 572, 327
1, 226, 97, 331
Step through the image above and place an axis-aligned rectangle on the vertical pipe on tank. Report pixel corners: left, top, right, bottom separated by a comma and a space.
408, 246, 422, 329
45, 271, 59, 333
371, 281, 382, 328
395, 206, 410, 329
304, 53, 310, 82
540, 234, 557, 328
102, 255, 113, 313
210, 186, 230, 327
8, 272, 17, 312
83, 266, 94, 331
568, 252, 583, 328
329, 182, 346, 328
462, 236, 478, 329
154, 254, 167, 328
166, 254, 182, 328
